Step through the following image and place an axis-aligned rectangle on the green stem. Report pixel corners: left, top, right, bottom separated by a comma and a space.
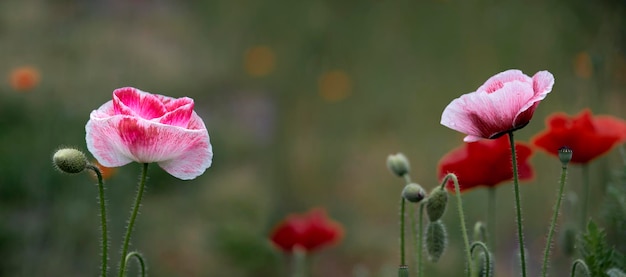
118, 163, 149, 277
417, 203, 424, 277
441, 173, 473, 277
570, 259, 590, 277
125, 252, 146, 277
508, 132, 527, 277
541, 163, 569, 277
292, 247, 306, 277
87, 164, 109, 277
400, 197, 407, 267
487, 188, 496, 251
470, 241, 492, 277
581, 165, 590, 231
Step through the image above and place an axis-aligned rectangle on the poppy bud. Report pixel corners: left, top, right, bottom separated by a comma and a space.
53, 148, 88, 174
558, 146, 573, 167
606, 268, 626, 277
426, 186, 448, 221
425, 221, 447, 262
559, 225, 576, 256
398, 265, 409, 277
402, 183, 426, 203
387, 153, 410, 177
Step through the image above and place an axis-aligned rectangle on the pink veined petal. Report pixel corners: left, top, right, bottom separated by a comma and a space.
157, 99, 194, 127
113, 87, 167, 119
441, 81, 534, 140
86, 114, 135, 167
476, 69, 532, 94
514, 71, 554, 122
532, 71, 555, 95
157, 112, 213, 180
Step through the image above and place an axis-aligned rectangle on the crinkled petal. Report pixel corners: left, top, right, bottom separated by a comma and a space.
113, 87, 167, 119
157, 113, 212, 180
157, 99, 194, 128
86, 113, 212, 179
441, 81, 534, 140
477, 69, 532, 93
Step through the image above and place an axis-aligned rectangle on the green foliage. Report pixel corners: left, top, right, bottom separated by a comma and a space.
577, 220, 626, 277
602, 164, 626, 254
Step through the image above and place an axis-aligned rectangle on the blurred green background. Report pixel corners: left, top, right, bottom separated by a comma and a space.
1, 0, 625, 276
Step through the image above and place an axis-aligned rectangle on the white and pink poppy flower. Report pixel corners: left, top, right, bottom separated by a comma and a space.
86, 87, 212, 180
441, 69, 554, 142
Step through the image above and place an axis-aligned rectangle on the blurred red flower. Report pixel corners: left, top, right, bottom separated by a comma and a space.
438, 136, 534, 192
9, 66, 40, 91
532, 109, 626, 164
270, 208, 343, 253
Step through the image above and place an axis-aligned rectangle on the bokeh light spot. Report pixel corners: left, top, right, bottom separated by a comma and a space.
91, 160, 117, 180
9, 66, 40, 92
573, 52, 593, 79
244, 46, 276, 77
318, 70, 352, 102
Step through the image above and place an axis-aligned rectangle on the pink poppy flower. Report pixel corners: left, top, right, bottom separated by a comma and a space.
86, 87, 212, 180
441, 69, 555, 142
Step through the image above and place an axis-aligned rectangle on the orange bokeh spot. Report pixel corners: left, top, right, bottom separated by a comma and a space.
318, 70, 352, 102
9, 66, 40, 92
573, 52, 593, 79
244, 46, 276, 77
91, 160, 117, 180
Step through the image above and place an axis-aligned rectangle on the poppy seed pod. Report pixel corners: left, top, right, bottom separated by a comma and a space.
402, 183, 426, 203
558, 146, 573, 168
398, 265, 409, 277
425, 221, 447, 262
387, 153, 410, 177
53, 148, 88, 174
426, 186, 448, 221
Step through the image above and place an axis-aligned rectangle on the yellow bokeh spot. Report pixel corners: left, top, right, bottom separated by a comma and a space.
318, 70, 352, 103
573, 52, 593, 79
9, 66, 40, 92
244, 46, 276, 77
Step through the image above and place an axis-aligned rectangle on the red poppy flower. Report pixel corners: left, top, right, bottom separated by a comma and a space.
532, 109, 626, 164
270, 208, 343, 253
438, 136, 534, 192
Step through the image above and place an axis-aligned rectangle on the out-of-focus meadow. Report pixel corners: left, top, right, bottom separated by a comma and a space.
1, 0, 625, 276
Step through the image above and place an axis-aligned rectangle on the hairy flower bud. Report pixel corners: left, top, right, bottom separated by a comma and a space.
402, 183, 426, 203
425, 221, 447, 262
558, 146, 573, 167
53, 148, 88, 174
426, 186, 448, 221
606, 268, 626, 277
387, 153, 410, 177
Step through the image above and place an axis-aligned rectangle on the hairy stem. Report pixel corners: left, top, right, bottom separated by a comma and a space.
508, 132, 527, 277
541, 163, 569, 277
118, 163, 149, 277
87, 164, 109, 277
441, 173, 473, 277
570, 259, 590, 277
125, 252, 146, 277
